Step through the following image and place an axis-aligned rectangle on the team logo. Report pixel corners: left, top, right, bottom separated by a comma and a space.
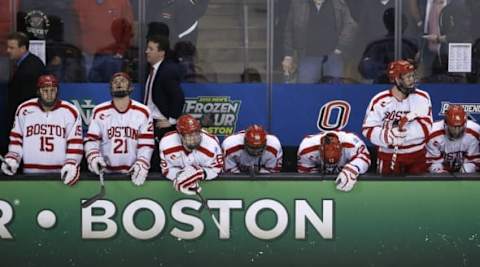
183, 96, 241, 136
24, 10, 50, 39
439, 101, 480, 121
71, 99, 96, 129
317, 100, 351, 131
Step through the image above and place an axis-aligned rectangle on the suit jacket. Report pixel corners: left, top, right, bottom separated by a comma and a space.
7, 53, 45, 125
151, 58, 185, 122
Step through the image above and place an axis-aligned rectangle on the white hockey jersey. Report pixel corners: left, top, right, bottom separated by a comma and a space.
5, 98, 83, 173
222, 131, 283, 174
362, 88, 433, 155
85, 100, 154, 173
297, 131, 371, 174
426, 120, 480, 173
160, 130, 223, 180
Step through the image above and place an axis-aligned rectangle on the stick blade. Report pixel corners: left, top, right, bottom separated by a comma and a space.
81, 186, 106, 208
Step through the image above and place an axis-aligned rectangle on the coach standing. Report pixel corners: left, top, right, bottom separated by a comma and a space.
144, 34, 184, 170
2, 32, 45, 154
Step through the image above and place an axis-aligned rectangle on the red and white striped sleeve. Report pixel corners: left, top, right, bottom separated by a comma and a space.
136, 109, 154, 168
65, 108, 83, 165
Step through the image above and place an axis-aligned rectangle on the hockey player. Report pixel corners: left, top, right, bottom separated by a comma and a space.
1, 74, 83, 185
222, 124, 283, 174
362, 60, 432, 175
297, 131, 371, 192
160, 114, 223, 195
85, 72, 154, 186
426, 105, 480, 173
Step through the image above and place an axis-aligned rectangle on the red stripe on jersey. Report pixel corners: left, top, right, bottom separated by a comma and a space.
225, 145, 244, 156
86, 150, 99, 160
417, 119, 430, 138
67, 149, 83, 154
163, 131, 177, 138
197, 146, 214, 158
107, 165, 131, 171
131, 105, 150, 119
297, 165, 314, 173
93, 104, 114, 119
426, 155, 443, 160
465, 154, 480, 160
16, 102, 41, 116
138, 144, 155, 149
418, 116, 432, 125
466, 128, 480, 140
414, 90, 430, 101
67, 138, 83, 144
265, 146, 278, 157
341, 142, 355, 148
362, 127, 374, 140
163, 145, 185, 155
57, 103, 79, 120
138, 133, 154, 139
10, 132, 22, 138
370, 91, 392, 111
24, 163, 63, 170
427, 130, 444, 142
10, 141, 22, 146
87, 133, 101, 140
299, 145, 320, 156
387, 141, 425, 149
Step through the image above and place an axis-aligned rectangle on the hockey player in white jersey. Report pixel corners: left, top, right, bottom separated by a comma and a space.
1, 74, 83, 185
85, 72, 154, 186
362, 60, 432, 175
426, 105, 480, 173
160, 114, 223, 195
297, 131, 371, 192
222, 124, 283, 174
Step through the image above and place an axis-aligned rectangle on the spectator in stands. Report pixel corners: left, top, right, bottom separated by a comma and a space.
358, 8, 418, 83
282, 0, 357, 83
297, 131, 370, 192
88, 17, 134, 82
174, 41, 211, 83
73, 0, 134, 79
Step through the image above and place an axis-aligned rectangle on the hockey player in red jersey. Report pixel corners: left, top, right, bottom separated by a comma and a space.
222, 124, 283, 174
85, 72, 154, 186
426, 104, 480, 173
362, 60, 432, 175
297, 131, 371, 192
1, 75, 83, 185
160, 114, 223, 195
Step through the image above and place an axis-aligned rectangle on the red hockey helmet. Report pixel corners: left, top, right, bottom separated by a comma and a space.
37, 74, 58, 88
176, 114, 201, 134
244, 124, 267, 156
444, 104, 467, 139
176, 114, 202, 150
387, 60, 415, 83
319, 132, 342, 164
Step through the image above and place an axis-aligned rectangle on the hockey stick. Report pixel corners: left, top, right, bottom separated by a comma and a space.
195, 190, 228, 237
81, 170, 105, 208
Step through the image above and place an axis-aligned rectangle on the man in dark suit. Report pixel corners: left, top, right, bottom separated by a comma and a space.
144, 34, 184, 136
2, 32, 45, 154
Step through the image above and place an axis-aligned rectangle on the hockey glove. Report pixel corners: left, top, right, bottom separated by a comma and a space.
173, 166, 205, 195
460, 163, 476, 174
88, 156, 106, 175
61, 162, 80, 186
382, 126, 407, 147
129, 160, 149, 186
335, 164, 359, 192
1, 157, 19, 176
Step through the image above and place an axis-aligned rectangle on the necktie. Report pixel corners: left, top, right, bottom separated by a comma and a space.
144, 67, 154, 104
